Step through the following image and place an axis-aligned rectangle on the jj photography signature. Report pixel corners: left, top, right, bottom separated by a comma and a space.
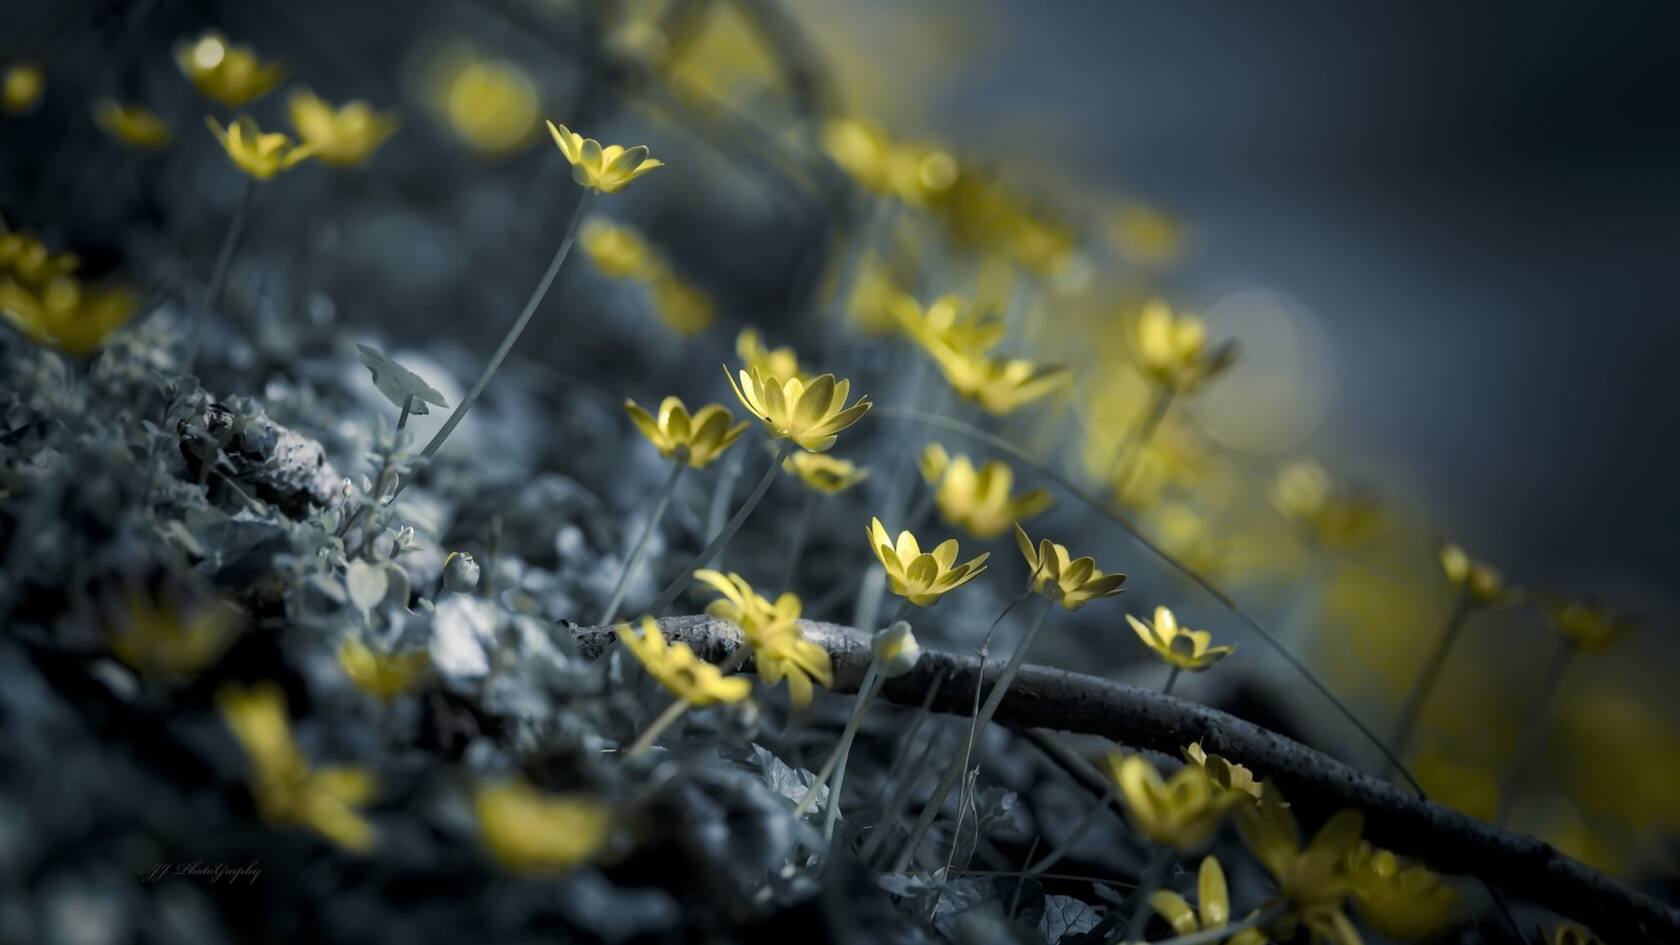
138, 860, 262, 886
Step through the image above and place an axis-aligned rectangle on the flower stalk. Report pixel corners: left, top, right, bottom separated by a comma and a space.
184, 177, 256, 374
1385, 590, 1473, 776
600, 461, 687, 625
1496, 636, 1576, 826
625, 697, 691, 758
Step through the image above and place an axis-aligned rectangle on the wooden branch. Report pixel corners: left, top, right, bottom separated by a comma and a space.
572, 615, 1680, 944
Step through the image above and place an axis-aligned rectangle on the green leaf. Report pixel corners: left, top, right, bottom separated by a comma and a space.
356, 344, 449, 415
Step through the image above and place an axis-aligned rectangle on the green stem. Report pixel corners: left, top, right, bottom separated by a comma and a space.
795, 663, 880, 816
1162, 665, 1182, 696
706, 448, 743, 540
1027, 785, 1117, 876
821, 666, 881, 845
1120, 846, 1175, 944
645, 439, 791, 617
1496, 637, 1575, 826
600, 461, 687, 625
183, 177, 256, 375
1385, 592, 1473, 776
779, 487, 818, 590
396, 395, 414, 432
625, 697, 691, 757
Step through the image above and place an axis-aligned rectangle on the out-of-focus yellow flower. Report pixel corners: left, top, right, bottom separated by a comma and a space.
337, 640, 429, 703
1109, 201, 1185, 268
822, 117, 956, 205
1555, 689, 1680, 832
547, 120, 663, 194
1012, 524, 1127, 612
1183, 742, 1264, 803
783, 451, 869, 494
1149, 856, 1265, 945
892, 292, 1004, 355
649, 277, 713, 334
1131, 299, 1239, 395
1438, 543, 1515, 606
617, 616, 751, 706
1548, 922, 1605, 945
287, 89, 397, 167
1347, 842, 1463, 942
582, 217, 659, 280
106, 592, 241, 678
1413, 751, 1500, 823
1273, 461, 1383, 550
175, 32, 283, 106
0, 232, 78, 285
0, 275, 138, 355
440, 55, 538, 154
753, 616, 834, 710
695, 569, 799, 643
218, 682, 377, 851
1127, 605, 1235, 672
624, 396, 748, 469
206, 115, 314, 179
868, 517, 988, 607
921, 341, 1070, 416
3, 62, 45, 114
737, 328, 801, 382
1544, 597, 1632, 653
1236, 789, 1364, 945
93, 99, 172, 150
725, 365, 871, 452
1108, 753, 1236, 852
474, 780, 611, 874
920, 443, 1050, 539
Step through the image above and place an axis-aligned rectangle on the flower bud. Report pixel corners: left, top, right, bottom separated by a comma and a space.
443, 551, 480, 593
872, 621, 921, 678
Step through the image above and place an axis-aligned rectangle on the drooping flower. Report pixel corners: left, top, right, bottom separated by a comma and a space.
0, 275, 137, 355
206, 115, 314, 179
93, 99, 172, 149
1108, 753, 1237, 852
1544, 597, 1633, 653
892, 292, 1005, 354
725, 365, 871, 452
783, 451, 869, 494
1127, 605, 1234, 672
3, 62, 45, 114
218, 682, 377, 851
617, 616, 752, 706
288, 89, 398, 166
867, 517, 989, 607
105, 591, 241, 678
473, 780, 612, 874
337, 640, 430, 703
1012, 524, 1128, 611
624, 396, 748, 469
1149, 856, 1266, 945
737, 328, 801, 382
1131, 298, 1239, 395
1236, 788, 1365, 945
547, 120, 663, 193
1347, 842, 1464, 942
175, 32, 283, 106
1183, 742, 1265, 803
694, 569, 800, 644
692, 571, 832, 709
921, 443, 1051, 539
1438, 543, 1516, 606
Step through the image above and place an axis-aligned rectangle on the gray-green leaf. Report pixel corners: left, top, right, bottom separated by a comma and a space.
356, 344, 449, 415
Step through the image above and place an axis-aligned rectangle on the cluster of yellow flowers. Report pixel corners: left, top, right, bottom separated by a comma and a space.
895, 290, 1070, 416
920, 443, 1051, 539
581, 217, 714, 334
0, 232, 137, 355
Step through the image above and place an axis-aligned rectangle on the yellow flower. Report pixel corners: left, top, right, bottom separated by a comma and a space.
1132, 298, 1239, 394
547, 120, 663, 193
582, 217, 660, 280
867, 517, 989, 607
822, 117, 956, 204
1413, 751, 1500, 823
1437, 543, 1515, 606
1236, 789, 1364, 945
737, 328, 801, 382
918, 336, 1069, 416
650, 278, 714, 334
106, 592, 241, 678
175, 32, 283, 106
1272, 461, 1382, 549
694, 569, 800, 644
1347, 842, 1464, 942
0, 232, 78, 285
1012, 524, 1128, 612
1108, 753, 1237, 852
1109, 201, 1185, 268
1544, 597, 1632, 653
206, 115, 314, 179
1548, 923, 1605, 945
0, 275, 137, 355
1149, 856, 1266, 945
3, 62, 45, 114
473, 780, 611, 874
218, 682, 377, 852
287, 89, 398, 167
1126, 605, 1235, 672
1183, 742, 1264, 803
623, 396, 748, 469
892, 292, 1004, 354
337, 640, 430, 703
921, 443, 1051, 539
438, 54, 538, 154
753, 617, 835, 710
93, 99, 172, 149
725, 365, 872, 452
783, 451, 869, 494
617, 616, 752, 706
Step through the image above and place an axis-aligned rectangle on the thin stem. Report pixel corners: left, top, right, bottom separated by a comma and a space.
625, 697, 691, 757
396, 395, 414, 432
1027, 784, 1117, 875
1496, 637, 1575, 826
894, 597, 1055, 872
1120, 846, 1175, 944
1162, 665, 1182, 696
184, 177, 256, 375
796, 663, 880, 815
779, 487, 818, 591
858, 668, 950, 864
600, 462, 687, 625
645, 439, 791, 617
706, 448, 743, 540
1385, 592, 1474, 776
1109, 386, 1174, 494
